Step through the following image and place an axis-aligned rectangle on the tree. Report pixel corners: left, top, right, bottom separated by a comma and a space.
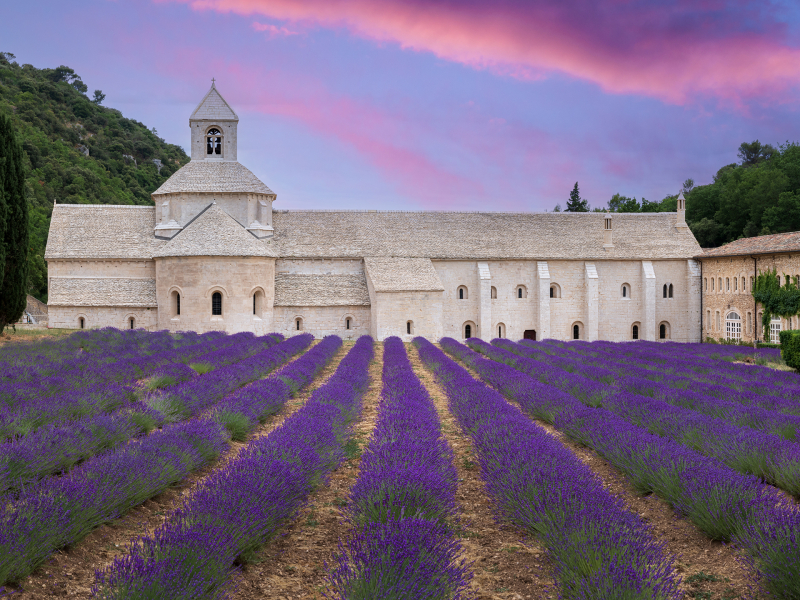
607, 193, 640, 212
0, 114, 29, 332
752, 269, 800, 344
681, 178, 695, 194
552, 203, 562, 212
91, 90, 106, 105
565, 182, 589, 212
737, 140, 777, 166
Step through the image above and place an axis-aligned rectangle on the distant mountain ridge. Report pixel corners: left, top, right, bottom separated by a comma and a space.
0, 53, 190, 302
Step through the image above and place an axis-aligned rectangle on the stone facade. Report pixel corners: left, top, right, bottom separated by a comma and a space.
698, 243, 800, 343
44, 84, 705, 342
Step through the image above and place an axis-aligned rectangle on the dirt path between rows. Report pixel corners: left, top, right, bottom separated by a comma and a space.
226, 342, 383, 600
9, 341, 347, 600
409, 344, 557, 600
453, 351, 756, 600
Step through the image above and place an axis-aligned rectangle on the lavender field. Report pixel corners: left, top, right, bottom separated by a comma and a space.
0, 328, 798, 600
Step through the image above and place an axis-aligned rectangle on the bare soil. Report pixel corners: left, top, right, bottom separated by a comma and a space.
454, 352, 758, 600
4, 342, 348, 599
226, 343, 383, 600
408, 344, 556, 600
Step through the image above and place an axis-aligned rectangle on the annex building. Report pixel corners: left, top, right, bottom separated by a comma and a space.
45, 84, 704, 342
698, 231, 800, 344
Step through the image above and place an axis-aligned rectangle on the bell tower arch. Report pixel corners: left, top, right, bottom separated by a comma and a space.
189, 80, 239, 161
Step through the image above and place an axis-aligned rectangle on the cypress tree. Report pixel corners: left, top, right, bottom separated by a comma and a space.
566, 181, 589, 212
0, 114, 28, 333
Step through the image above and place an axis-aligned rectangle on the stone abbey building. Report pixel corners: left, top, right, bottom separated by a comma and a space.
45, 84, 704, 342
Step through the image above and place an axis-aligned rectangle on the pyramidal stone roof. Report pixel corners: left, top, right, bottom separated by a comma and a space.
152, 160, 274, 195
697, 230, 800, 258
153, 203, 278, 258
190, 83, 238, 121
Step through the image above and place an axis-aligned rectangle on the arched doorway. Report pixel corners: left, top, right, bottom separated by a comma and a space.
523, 329, 536, 340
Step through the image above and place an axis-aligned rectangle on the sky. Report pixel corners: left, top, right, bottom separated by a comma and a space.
3, 0, 800, 212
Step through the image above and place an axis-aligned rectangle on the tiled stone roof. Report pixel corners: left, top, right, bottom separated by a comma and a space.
154, 203, 278, 258
697, 231, 800, 259
272, 211, 701, 260
364, 257, 444, 292
49, 278, 157, 307
152, 161, 273, 195
45, 204, 163, 260
190, 83, 238, 121
274, 274, 371, 307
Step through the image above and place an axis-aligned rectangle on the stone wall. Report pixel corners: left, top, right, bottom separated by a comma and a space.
275, 258, 363, 275
701, 253, 800, 343
49, 306, 158, 330
273, 306, 371, 339
155, 256, 275, 334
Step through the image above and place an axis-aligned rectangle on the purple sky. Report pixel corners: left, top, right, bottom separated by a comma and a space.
4, 0, 800, 211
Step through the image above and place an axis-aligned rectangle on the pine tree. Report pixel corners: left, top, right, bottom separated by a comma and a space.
566, 182, 589, 212
0, 114, 29, 333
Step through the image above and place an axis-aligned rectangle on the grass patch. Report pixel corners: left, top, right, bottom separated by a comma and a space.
145, 374, 177, 391
215, 410, 253, 442
189, 362, 214, 375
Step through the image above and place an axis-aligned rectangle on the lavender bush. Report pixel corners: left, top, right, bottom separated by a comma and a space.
418, 337, 680, 600
94, 336, 373, 600
327, 337, 469, 600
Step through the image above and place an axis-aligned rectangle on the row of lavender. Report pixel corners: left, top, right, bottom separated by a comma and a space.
0, 334, 324, 586
328, 336, 470, 599
0, 333, 305, 494
94, 336, 373, 599
417, 338, 681, 599
488, 339, 800, 496
0, 331, 276, 443
447, 338, 799, 599
532, 338, 800, 430
537, 338, 800, 404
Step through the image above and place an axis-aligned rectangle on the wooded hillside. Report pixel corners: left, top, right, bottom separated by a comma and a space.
0, 53, 189, 302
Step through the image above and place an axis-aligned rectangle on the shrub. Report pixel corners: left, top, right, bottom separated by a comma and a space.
778, 330, 800, 370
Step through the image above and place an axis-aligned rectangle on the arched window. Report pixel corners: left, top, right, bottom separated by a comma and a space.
716, 311, 720, 331
742, 277, 746, 292
734, 277, 738, 292
663, 284, 668, 298
516, 285, 527, 299
659, 322, 670, 340
550, 283, 561, 298
726, 278, 730, 292
497, 323, 506, 338
632, 324, 639, 340
295, 317, 303, 331
206, 128, 222, 155
346, 318, 351, 330
573, 324, 580, 340
704, 278, 708, 291
457, 286, 468, 300
79, 317, 85, 329
463, 321, 476, 339
129, 317, 135, 330
253, 290, 264, 318
491, 286, 497, 299
750, 276, 754, 290
621, 283, 631, 298
726, 312, 741, 341
668, 284, 673, 298
212, 292, 222, 316
407, 321, 413, 335
718, 277, 722, 292
176, 293, 180, 316
711, 278, 715, 291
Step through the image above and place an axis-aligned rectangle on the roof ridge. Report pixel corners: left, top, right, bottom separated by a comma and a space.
274, 209, 678, 216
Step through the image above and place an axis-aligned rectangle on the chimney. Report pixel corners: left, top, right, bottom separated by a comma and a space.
676, 191, 687, 228
603, 214, 614, 249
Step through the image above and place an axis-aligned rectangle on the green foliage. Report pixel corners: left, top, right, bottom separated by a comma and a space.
0, 53, 189, 302
565, 181, 589, 212
779, 330, 800, 371
686, 141, 800, 245
0, 113, 28, 332
751, 268, 800, 342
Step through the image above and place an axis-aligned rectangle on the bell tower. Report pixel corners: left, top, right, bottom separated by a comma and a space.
189, 80, 238, 162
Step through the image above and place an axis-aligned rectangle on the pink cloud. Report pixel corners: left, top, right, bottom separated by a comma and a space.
251, 21, 297, 37
165, 0, 800, 104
